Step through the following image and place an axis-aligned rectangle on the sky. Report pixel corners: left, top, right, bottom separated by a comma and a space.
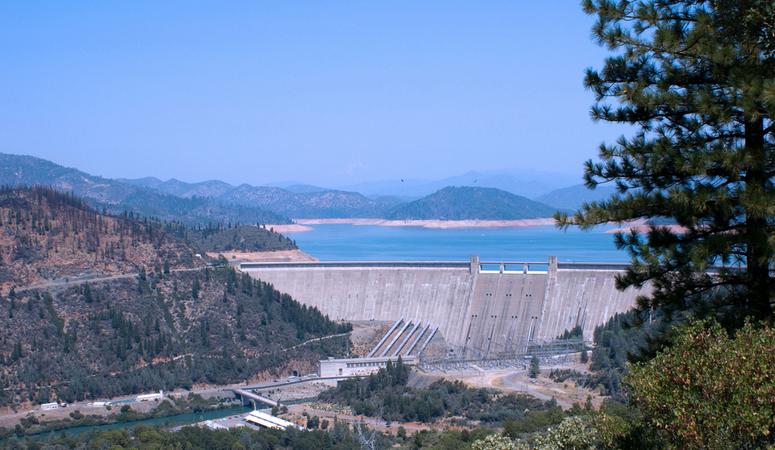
0, 1, 628, 187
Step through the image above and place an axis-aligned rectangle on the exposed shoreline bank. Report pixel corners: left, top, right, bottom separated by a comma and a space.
272, 218, 558, 232
269, 218, 683, 235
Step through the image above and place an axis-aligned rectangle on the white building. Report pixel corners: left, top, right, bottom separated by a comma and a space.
319, 355, 416, 378
136, 390, 164, 402
40, 402, 59, 411
244, 410, 298, 430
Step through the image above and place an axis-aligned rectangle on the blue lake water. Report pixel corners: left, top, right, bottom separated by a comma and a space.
286, 224, 629, 262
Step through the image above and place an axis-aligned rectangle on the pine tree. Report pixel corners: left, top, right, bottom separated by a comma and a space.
561, 1, 775, 323
529, 356, 540, 379
192, 277, 200, 300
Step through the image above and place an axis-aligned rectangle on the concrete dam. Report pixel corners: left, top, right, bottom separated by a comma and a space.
241, 257, 649, 360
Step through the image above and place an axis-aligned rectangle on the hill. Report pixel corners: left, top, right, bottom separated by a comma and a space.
0, 188, 348, 407
0, 187, 295, 291
0, 186, 201, 291
0, 268, 350, 406
341, 169, 579, 199
0, 153, 288, 225
386, 186, 560, 220
533, 184, 618, 211
218, 185, 401, 218
182, 224, 297, 253
118, 177, 235, 199
126, 177, 402, 218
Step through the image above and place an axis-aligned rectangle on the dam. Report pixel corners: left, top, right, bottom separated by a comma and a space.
241, 257, 649, 360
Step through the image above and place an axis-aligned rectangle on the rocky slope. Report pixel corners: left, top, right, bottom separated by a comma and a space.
0, 186, 200, 292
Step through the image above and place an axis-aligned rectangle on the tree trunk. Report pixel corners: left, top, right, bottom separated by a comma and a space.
743, 115, 773, 320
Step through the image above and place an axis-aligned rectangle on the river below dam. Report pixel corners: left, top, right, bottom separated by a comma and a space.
287, 223, 629, 262
10, 405, 251, 443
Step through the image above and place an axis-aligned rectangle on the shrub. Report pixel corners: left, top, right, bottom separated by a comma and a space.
627, 320, 775, 449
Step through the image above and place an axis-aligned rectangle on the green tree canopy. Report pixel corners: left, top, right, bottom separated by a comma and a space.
562, 0, 775, 323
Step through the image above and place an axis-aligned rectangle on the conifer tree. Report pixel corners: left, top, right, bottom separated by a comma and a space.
192, 276, 200, 300
529, 356, 540, 379
561, 0, 775, 323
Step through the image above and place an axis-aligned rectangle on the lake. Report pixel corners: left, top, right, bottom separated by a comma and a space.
286, 224, 629, 262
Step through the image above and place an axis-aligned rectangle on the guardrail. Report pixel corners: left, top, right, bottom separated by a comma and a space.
240, 261, 471, 270
240, 259, 635, 273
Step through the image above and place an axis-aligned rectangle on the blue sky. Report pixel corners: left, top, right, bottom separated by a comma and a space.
0, 1, 627, 187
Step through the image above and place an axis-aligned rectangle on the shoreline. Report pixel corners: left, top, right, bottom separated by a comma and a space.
272, 218, 558, 232
268, 218, 684, 235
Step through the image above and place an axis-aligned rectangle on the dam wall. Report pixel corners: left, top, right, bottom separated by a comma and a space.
241, 258, 650, 358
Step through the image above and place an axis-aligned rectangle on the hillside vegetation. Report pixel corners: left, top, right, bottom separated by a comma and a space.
319, 360, 562, 426
387, 186, 559, 220
0, 186, 201, 291
178, 224, 297, 253
0, 266, 350, 407
0, 188, 347, 407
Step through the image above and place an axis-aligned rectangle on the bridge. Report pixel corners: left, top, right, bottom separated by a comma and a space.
241, 256, 650, 360
231, 375, 362, 409
233, 389, 280, 409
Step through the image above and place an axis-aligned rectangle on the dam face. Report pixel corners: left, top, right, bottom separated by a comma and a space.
241, 258, 648, 359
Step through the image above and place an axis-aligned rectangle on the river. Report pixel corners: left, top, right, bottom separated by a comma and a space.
9, 405, 251, 443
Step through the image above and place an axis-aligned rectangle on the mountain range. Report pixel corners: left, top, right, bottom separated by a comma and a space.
0, 153, 615, 222
0, 153, 288, 225
339, 169, 581, 199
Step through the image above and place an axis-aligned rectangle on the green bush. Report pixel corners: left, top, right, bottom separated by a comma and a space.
627, 320, 775, 449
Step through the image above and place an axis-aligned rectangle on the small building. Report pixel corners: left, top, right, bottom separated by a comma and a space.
319, 355, 416, 378
244, 410, 298, 430
40, 402, 59, 411
136, 390, 164, 402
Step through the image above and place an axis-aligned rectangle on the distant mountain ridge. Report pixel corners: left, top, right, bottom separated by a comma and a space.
534, 184, 619, 211
387, 186, 560, 220
1, 153, 612, 222
117, 176, 235, 198
342, 170, 580, 199
0, 153, 288, 225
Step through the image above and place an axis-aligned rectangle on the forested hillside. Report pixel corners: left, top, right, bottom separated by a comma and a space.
181, 224, 296, 253
0, 267, 350, 407
387, 186, 559, 220
0, 186, 201, 291
216, 185, 401, 218
319, 360, 561, 426
0, 187, 348, 407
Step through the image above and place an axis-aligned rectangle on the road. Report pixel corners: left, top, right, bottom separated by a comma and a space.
15, 266, 208, 293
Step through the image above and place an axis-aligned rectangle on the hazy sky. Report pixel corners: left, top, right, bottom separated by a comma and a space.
0, 1, 628, 187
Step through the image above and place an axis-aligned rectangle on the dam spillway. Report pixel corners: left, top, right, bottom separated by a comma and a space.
240, 257, 649, 359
